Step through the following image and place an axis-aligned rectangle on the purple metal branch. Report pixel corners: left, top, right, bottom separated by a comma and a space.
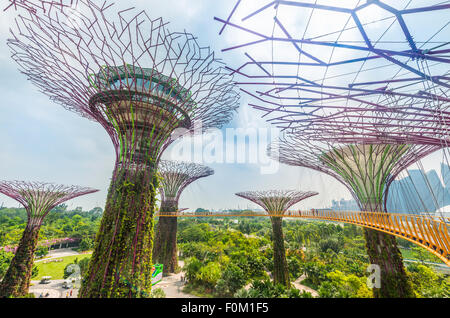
235, 190, 318, 214
0, 181, 98, 225
158, 160, 214, 203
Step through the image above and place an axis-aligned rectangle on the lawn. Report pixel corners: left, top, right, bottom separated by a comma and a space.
34, 254, 91, 280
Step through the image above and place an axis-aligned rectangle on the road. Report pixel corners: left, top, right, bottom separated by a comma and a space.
29, 258, 196, 298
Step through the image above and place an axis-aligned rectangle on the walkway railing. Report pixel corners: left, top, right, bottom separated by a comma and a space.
156, 210, 450, 266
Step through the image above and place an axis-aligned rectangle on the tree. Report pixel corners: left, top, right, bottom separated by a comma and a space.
318, 238, 343, 254
78, 237, 94, 251
318, 270, 372, 298
215, 263, 246, 297
0, 251, 13, 280
197, 262, 221, 289
407, 263, 450, 298
35, 246, 49, 258
184, 257, 203, 283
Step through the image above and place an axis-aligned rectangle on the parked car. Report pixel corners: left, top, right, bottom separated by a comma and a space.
39, 276, 52, 284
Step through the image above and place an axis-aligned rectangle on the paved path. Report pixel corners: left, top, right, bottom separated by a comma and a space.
35, 248, 84, 263
29, 279, 78, 298
157, 260, 199, 298
29, 259, 196, 298
292, 275, 319, 297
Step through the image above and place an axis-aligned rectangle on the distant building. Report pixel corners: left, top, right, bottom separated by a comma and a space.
328, 164, 450, 215
386, 164, 450, 214
330, 198, 360, 211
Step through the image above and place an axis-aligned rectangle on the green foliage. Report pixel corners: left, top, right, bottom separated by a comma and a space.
31, 265, 39, 279
318, 237, 343, 254
35, 246, 49, 258
197, 262, 221, 289
0, 207, 102, 247
184, 257, 203, 283
215, 263, 246, 297
0, 250, 13, 279
317, 270, 372, 298
178, 223, 214, 243
78, 237, 94, 251
150, 288, 166, 298
234, 279, 312, 298
407, 263, 450, 298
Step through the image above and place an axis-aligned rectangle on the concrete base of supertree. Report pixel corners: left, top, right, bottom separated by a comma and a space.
79, 166, 159, 298
152, 203, 178, 275
0, 224, 39, 298
270, 217, 290, 287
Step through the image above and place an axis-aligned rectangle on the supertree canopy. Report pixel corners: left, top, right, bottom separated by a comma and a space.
268, 127, 444, 297
0, 181, 98, 298
153, 160, 213, 274
7, 0, 239, 297
216, 0, 450, 298
213, 0, 450, 125
235, 190, 318, 286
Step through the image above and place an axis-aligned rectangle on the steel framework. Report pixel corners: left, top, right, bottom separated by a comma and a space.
235, 190, 318, 286
215, 0, 450, 297
6, 0, 239, 298
235, 190, 318, 215
158, 160, 214, 204
214, 0, 450, 132
0, 181, 98, 298
153, 160, 213, 273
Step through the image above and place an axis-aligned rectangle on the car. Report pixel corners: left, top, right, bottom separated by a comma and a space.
62, 279, 73, 289
39, 276, 52, 284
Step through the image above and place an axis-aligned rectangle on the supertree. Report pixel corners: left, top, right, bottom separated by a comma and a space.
268, 121, 446, 297
215, 0, 450, 298
235, 190, 317, 287
153, 160, 214, 274
0, 181, 98, 298
7, 0, 239, 297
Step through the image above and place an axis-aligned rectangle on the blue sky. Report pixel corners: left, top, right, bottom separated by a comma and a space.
0, 0, 448, 212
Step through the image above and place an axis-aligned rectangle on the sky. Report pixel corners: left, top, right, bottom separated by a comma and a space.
0, 0, 448, 212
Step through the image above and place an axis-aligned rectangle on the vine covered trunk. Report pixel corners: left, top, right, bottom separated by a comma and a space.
79, 166, 159, 298
0, 223, 40, 298
321, 144, 415, 298
362, 201, 415, 298
270, 216, 290, 287
152, 200, 178, 275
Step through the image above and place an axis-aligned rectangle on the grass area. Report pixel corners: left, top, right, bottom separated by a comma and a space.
399, 248, 415, 259
34, 254, 91, 280
399, 247, 444, 264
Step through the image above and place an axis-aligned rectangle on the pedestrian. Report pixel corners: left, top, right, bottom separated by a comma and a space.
70, 289, 73, 297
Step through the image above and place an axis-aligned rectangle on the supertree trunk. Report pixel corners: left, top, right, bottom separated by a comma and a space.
235, 190, 318, 288
362, 202, 414, 298
152, 199, 178, 275
0, 223, 40, 298
270, 217, 290, 287
79, 166, 159, 298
